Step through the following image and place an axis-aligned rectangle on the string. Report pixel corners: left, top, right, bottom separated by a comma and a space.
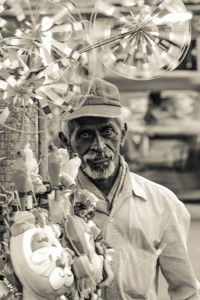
0, 123, 45, 134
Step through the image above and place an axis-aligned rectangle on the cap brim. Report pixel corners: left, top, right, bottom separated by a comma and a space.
62, 105, 122, 121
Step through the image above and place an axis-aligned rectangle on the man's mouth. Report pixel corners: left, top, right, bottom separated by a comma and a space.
92, 157, 111, 164
87, 156, 111, 163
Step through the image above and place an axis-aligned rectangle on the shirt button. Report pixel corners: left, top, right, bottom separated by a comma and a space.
109, 217, 113, 222
109, 283, 113, 287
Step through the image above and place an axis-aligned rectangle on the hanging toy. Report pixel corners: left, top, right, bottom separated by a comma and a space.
64, 214, 104, 300
48, 144, 81, 223
64, 189, 114, 300
58, 148, 81, 185
48, 144, 61, 188
12, 148, 33, 210
21, 143, 47, 195
48, 144, 81, 191
12, 144, 47, 210
10, 211, 75, 300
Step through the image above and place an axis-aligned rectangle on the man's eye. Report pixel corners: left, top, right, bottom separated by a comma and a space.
80, 132, 92, 139
102, 128, 114, 136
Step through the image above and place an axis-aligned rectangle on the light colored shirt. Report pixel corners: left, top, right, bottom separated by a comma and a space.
77, 159, 200, 300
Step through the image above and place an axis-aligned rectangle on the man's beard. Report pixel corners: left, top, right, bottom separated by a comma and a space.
81, 150, 115, 180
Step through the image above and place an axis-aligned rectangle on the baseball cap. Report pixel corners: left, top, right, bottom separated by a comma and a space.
62, 78, 122, 121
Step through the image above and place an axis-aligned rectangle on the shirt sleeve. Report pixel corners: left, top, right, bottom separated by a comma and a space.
159, 196, 200, 300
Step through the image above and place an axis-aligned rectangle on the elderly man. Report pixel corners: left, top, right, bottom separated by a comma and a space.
61, 78, 199, 300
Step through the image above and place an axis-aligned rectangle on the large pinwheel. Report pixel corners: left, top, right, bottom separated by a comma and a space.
89, 0, 192, 80
0, 0, 92, 126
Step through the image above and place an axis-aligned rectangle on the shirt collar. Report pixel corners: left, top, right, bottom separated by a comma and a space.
106, 156, 127, 204
129, 172, 147, 201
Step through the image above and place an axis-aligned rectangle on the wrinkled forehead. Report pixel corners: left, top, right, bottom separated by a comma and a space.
72, 116, 116, 126
69, 116, 122, 133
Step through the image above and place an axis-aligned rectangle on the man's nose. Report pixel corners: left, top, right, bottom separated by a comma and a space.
91, 133, 105, 151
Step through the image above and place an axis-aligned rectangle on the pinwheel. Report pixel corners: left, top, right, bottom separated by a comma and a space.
0, 0, 92, 126
89, 0, 192, 80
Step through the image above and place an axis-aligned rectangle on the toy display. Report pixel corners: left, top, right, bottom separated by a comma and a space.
0, 144, 114, 300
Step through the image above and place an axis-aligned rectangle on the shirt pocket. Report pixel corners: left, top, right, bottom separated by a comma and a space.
118, 244, 161, 299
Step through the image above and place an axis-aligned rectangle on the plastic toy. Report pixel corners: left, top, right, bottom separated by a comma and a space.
48, 145, 81, 223
10, 211, 74, 300
12, 143, 46, 210
64, 189, 114, 299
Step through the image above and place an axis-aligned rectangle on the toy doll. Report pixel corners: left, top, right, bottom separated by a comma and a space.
10, 211, 75, 300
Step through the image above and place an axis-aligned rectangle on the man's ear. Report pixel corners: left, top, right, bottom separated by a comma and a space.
120, 123, 128, 147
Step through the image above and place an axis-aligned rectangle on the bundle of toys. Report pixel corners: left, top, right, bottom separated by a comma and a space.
0, 143, 114, 300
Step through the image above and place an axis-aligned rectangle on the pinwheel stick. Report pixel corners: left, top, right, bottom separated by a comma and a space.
79, 25, 140, 54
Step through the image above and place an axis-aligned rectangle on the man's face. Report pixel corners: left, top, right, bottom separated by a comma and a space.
68, 117, 126, 180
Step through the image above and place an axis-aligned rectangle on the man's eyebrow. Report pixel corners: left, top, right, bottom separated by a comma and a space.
74, 121, 117, 134
75, 127, 93, 134
100, 122, 117, 128
105, 122, 115, 126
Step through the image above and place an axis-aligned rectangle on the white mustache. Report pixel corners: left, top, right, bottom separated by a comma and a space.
83, 151, 113, 162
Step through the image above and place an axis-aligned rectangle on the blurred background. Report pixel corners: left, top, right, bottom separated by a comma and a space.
1, 1, 200, 298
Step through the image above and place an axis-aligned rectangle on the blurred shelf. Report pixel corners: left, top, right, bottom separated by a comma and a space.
127, 120, 200, 136
104, 71, 200, 91
178, 190, 200, 203
135, 169, 200, 202
186, 4, 200, 11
